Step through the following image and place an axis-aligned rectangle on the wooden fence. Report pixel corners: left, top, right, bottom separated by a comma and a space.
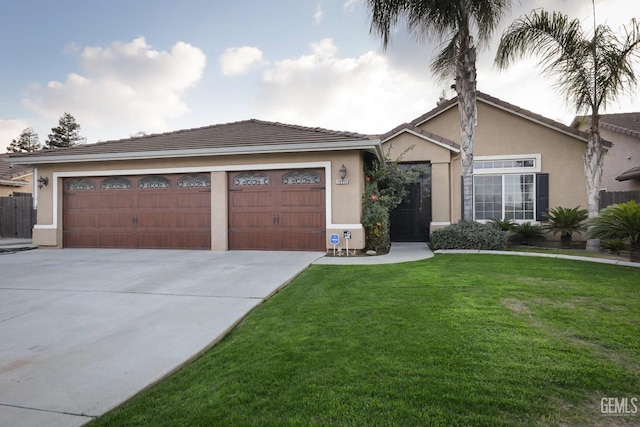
0, 197, 36, 238
599, 189, 640, 210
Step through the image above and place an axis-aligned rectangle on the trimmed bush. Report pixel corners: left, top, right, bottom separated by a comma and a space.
431, 221, 508, 250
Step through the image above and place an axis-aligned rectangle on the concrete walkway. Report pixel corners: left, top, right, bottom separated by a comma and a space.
314, 242, 434, 265
0, 249, 323, 427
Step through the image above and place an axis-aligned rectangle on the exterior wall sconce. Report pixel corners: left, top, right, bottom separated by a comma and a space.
339, 164, 347, 179
336, 164, 349, 185
38, 176, 49, 189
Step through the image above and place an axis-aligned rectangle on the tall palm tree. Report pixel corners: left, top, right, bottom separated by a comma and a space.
495, 9, 640, 250
366, 0, 511, 222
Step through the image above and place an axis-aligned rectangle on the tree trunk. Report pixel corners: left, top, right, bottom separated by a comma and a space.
584, 116, 606, 252
455, 27, 477, 222
560, 234, 572, 249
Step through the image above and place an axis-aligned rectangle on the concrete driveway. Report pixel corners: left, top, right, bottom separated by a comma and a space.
0, 248, 323, 427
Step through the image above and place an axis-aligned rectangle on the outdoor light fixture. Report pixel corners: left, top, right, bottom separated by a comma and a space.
339, 164, 347, 179
37, 176, 49, 189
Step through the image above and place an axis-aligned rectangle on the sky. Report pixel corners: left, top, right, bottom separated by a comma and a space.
1, 0, 639, 152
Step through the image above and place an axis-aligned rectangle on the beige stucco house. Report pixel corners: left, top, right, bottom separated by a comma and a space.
5, 93, 597, 251
572, 113, 640, 192
0, 154, 33, 197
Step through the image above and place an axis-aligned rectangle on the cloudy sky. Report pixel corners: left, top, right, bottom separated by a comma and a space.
1, 0, 638, 152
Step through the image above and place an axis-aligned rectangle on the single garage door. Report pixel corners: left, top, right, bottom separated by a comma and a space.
228, 169, 325, 251
63, 173, 211, 249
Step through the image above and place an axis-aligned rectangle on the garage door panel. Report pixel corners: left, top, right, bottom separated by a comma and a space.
175, 212, 211, 228
98, 212, 134, 228
137, 193, 175, 209
64, 195, 96, 209
230, 191, 272, 208
229, 232, 274, 250
175, 233, 211, 249
280, 189, 324, 207
177, 192, 210, 208
279, 212, 324, 228
98, 232, 137, 248
280, 233, 325, 251
66, 213, 97, 228
229, 211, 273, 228
96, 194, 135, 209
137, 213, 176, 228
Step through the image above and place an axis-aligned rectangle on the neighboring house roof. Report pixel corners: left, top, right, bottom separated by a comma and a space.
616, 165, 640, 181
572, 113, 640, 139
411, 91, 612, 148
0, 154, 32, 187
6, 119, 381, 165
378, 123, 461, 152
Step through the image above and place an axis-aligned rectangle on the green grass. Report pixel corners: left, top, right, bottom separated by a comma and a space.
92, 255, 640, 426
507, 245, 630, 260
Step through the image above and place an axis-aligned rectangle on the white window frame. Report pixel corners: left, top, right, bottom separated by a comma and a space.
473, 153, 541, 175
472, 153, 541, 223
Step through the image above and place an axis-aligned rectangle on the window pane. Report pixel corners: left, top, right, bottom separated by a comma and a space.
474, 176, 502, 220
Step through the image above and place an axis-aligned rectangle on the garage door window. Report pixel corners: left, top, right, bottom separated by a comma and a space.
282, 170, 321, 184
233, 172, 270, 186
101, 177, 131, 190
138, 176, 170, 189
178, 174, 210, 188
65, 178, 95, 191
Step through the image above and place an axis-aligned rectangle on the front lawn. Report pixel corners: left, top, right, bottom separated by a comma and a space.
92, 255, 639, 426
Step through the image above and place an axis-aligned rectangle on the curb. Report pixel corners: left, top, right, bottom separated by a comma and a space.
433, 249, 640, 268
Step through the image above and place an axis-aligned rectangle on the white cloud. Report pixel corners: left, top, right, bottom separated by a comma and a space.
314, 4, 324, 25
0, 119, 29, 153
219, 46, 266, 76
23, 37, 206, 142
343, 0, 360, 11
257, 38, 439, 134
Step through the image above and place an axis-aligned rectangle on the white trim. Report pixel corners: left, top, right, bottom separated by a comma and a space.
430, 221, 452, 226
35, 161, 360, 232
473, 154, 541, 175
382, 128, 460, 153
8, 140, 382, 165
328, 224, 363, 230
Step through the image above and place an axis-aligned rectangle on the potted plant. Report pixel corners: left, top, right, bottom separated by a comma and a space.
543, 206, 588, 248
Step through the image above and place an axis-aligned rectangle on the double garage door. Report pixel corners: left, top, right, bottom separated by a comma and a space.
63, 169, 325, 251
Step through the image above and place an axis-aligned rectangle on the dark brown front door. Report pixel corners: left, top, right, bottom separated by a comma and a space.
63, 174, 211, 249
228, 169, 325, 251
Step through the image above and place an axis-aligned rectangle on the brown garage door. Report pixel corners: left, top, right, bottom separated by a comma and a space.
63, 174, 211, 249
228, 169, 325, 251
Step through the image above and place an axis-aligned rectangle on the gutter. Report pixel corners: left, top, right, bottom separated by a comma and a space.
4, 139, 383, 165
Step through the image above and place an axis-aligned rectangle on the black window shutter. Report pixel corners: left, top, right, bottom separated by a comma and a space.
536, 173, 549, 221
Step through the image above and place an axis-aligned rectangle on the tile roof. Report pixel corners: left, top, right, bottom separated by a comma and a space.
0, 154, 32, 181
377, 123, 461, 151
6, 119, 375, 163
616, 165, 640, 181
410, 91, 612, 147
573, 113, 640, 139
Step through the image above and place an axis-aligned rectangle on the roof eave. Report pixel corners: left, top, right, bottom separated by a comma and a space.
5, 140, 381, 165
382, 128, 460, 153
0, 179, 29, 187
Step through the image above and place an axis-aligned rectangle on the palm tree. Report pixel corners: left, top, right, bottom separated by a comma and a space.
495, 8, 640, 251
588, 201, 640, 262
366, 0, 511, 222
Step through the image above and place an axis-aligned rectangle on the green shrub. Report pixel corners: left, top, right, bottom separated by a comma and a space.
589, 200, 640, 262
602, 238, 629, 255
430, 221, 508, 250
542, 206, 588, 248
511, 222, 545, 245
488, 218, 516, 231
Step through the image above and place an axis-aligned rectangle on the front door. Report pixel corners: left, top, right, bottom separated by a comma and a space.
390, 163, 432, 242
